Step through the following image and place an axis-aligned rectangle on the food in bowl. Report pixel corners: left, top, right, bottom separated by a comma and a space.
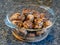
10, 8, 52, 41
10, 8, 52, 29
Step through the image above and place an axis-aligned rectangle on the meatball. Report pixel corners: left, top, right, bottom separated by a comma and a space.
27, 14, 34, 21
32, 10, 40, 18
43, 20, 52, 28
23, 20, 33, 29
34, 18, 43, 29
10, 13, 20, 21
18, 15, 25, 21
16, 21, 23, 28
12, 20, 17, 25
12, 20, 23, 28
34, 18, 43, 24
10, 12, 25, 21
40, 13, 45, 19
22, 9, 31, 16
34, 24, 42, 29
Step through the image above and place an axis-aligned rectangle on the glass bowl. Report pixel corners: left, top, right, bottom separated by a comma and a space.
4, 5, 55, 42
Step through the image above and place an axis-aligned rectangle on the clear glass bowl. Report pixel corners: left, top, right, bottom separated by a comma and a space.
4, 5, 55, 42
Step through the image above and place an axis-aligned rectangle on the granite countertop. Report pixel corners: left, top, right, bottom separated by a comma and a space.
0, 0, 60, 45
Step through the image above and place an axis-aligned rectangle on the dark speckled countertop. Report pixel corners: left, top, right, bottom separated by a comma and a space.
0, 0, 60, 45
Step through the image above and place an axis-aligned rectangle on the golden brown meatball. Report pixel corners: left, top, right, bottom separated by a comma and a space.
34, 24, 42, 29
27, 14, 34, 21
10, 13, 20, 21
23, 20, 33, 29
34, 18, 43, 24
40, 13, 45, 19
43, 20, 52, 28
18, 15, 25, 21
16, 21, 23, 28
32, 10, 40, 18
12, 20, 23, 28
22, 9, 31, 16
12, 20, 17, 25
34, 18, 43, 29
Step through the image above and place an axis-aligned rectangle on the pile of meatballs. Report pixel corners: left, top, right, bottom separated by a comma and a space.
10, 8, 52, 29
10, 8, 52, 38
